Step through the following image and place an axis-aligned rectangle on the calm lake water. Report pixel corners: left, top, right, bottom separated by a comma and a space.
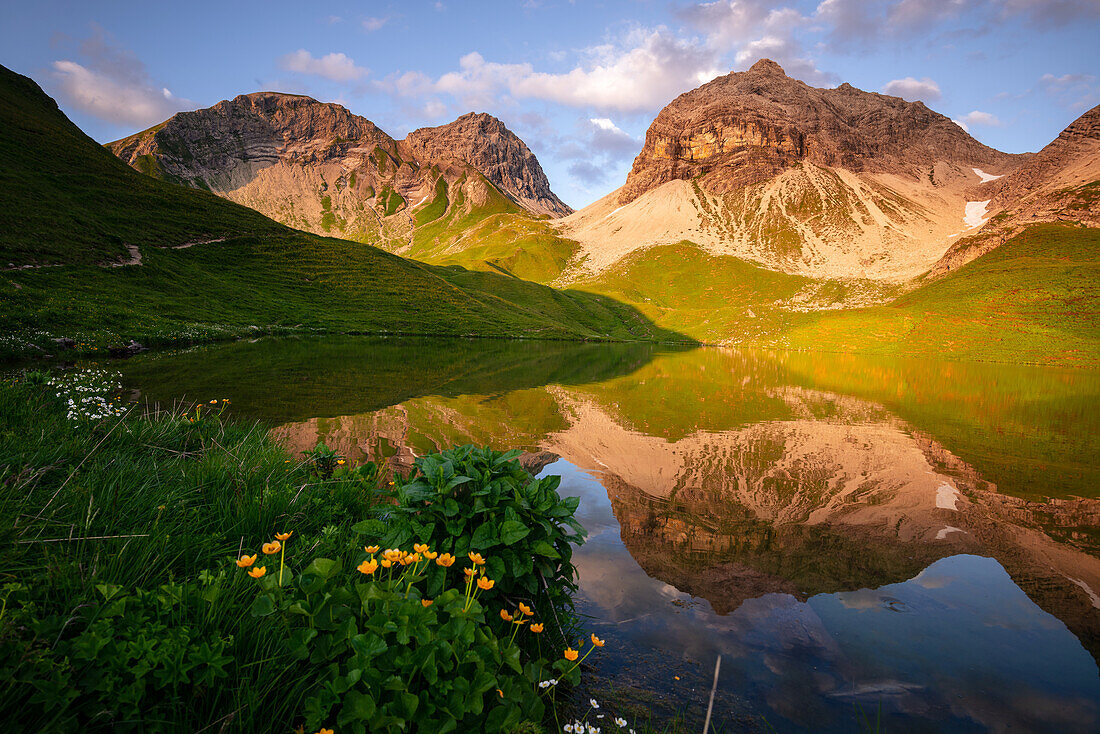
111, 336, 1100, 732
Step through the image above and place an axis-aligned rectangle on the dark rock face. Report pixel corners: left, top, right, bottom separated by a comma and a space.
405, 113, 572, 217
619, 58, 1015, 204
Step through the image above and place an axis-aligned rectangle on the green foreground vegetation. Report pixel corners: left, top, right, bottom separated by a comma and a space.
0, 372, 656, 732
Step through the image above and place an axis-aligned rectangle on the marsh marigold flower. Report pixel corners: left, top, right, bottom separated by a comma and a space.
414, 543, 429, 554
463, 567, 476, 579
423, 550, 438, 560
262, 541, 281, 555
236, 554, 257, 568
477, 577, 495, 591
336, 459, 345, 465
468, 552, 485, 566
564, 647, 579, 661
364, 545, 379, 554
500, 609, 513, 622
436, 553, 455, 567
591, 634, 605, 648
275, 531, 293, 541
531, 623, 544, 633
383, 548, 403, 562
518, 602, 533, 616
248, 566, 267, 578
380, 558, 392, 568
421, 599, 433, 607
357, 559, 378, 575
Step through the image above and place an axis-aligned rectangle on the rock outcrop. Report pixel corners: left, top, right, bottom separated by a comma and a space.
619, 58, 1014, 205
404, 113, 571, 217
557, 59, 1032, 282
928, 104, 1100, 275
108, 94, 571, 248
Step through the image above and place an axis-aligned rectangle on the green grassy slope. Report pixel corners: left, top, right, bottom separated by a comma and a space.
0, 66, 286, 266
782, 224, 1100, 366
0, 65, 688, 356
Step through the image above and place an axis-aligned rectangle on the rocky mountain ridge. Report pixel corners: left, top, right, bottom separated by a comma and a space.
559, 58, 1043, 282
108, 93, 571, 248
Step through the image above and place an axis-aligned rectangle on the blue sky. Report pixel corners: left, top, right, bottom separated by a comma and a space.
3, 0, 1098, 208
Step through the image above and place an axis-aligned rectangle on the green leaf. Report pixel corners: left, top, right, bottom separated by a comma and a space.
470, 521, 499, 548
338, 690, 376, 724
350, 633, 388, 658
499, 519, 530, 545
250, 595, 274, 618
531, 540, 560, 558
304, 557, 342, 579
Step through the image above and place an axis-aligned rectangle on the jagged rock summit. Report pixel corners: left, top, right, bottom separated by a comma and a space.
109, 94, 571, 247
619, 58, 1013, 205
558, 59, 1032, 281
405, 112, 570, 217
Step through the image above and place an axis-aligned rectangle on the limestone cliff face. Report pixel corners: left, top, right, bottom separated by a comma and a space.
107, 94, 571, 248
619, 59, 1015, 205
404, 113, 571, 217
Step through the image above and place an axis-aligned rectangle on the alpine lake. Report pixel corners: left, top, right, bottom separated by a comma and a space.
99, 336, 1100, 732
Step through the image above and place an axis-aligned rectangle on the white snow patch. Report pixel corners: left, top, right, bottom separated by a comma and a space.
972, 167, 1003, 183
935, 484, 960, 510
1068, 577, 1100, 609
414, 195, 429, 207
935, 526, 965, 540
601, 205, 627, 221
964, 200, 990, 228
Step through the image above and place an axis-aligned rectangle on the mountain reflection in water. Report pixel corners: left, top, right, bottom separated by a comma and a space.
116, 337, 1100, 732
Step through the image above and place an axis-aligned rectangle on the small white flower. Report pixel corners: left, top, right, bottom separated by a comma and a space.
590, 699, 599, 709
615, 719, 627, 728
563, 726, 574, 733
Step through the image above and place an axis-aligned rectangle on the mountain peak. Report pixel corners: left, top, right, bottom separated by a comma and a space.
404, 114, 572, 217
618, 67, 1013, 205
747, 58, 786, 76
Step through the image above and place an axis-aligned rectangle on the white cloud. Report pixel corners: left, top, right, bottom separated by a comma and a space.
279, 50, 369, 82
51, 59, 191, 128
363, 16, 389, 32
392, 28, 726, 113
962, 110, 1002, 127
883, 76, 942, 101
952, 118, 970, 132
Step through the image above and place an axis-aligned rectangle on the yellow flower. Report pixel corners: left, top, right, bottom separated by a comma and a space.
531, 623, 544, 633
275, 531, 293, 541
262, 541, 281, 555
421, 599, 433, 607
414, 543, 429, 554
357, 559, 378, 575
468, 552, 486, 566
337, 459, 346, 465
590, 634, 605, 648
383, 548, 404, 562
436, 553, 456, 567
564, 648, 579, 661
500, 609, 514, 622
497, 689, 504, 698
477, 577, 495, 591
380, 559, 392, 568
236, 554, 257, 568
248, 566, 267, 579
405, 553, 422, 565
423, 550, 438, 560
518, 602, 533, 616
364, 545, 380, 554
463, 567, 476, 579
209, 399, 218, 404
317, 729, 334, 734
